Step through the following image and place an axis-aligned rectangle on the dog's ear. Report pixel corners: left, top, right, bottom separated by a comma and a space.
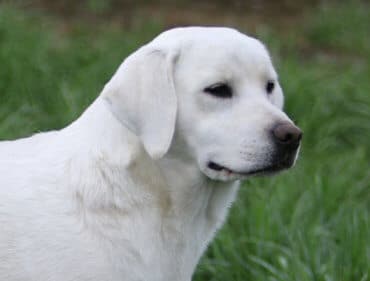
101, 45, 179, 159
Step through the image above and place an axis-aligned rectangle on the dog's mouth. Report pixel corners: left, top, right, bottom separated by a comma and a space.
205, 146, 300, 180
208, 161, 284, 176
207, 150, 295, 177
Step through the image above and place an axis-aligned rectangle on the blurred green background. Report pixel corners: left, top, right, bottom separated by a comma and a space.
0, 0, 369, 280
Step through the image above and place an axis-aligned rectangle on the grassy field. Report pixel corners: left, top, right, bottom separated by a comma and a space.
0, 1, 369, 280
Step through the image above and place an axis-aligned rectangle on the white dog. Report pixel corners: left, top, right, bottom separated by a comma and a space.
0, 27, 302, 281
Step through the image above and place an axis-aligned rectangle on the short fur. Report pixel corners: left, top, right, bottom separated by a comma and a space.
0, 27, 300, 281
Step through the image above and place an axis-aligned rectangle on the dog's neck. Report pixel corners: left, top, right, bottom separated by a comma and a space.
63, 97, 240, 279
157, 129, 239, 225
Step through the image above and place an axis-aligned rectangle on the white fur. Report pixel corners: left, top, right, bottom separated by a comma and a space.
0, 27, 298, 281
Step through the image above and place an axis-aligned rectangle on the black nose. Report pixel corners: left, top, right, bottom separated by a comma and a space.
272, 122, 302, 148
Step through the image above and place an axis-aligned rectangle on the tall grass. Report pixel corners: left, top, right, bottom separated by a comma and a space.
0, 2, 369, 280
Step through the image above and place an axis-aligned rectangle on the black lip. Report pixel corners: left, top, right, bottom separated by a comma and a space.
207, 162, 225, 171
207, 161, 290, 176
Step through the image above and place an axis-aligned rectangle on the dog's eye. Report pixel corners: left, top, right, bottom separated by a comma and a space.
266, 81, 275, 94
204, 83, 233, 98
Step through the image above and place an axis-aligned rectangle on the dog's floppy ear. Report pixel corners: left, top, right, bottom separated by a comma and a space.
101, 45, 179, 159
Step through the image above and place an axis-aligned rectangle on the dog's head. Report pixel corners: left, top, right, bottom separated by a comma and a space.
102, 27, 302, 181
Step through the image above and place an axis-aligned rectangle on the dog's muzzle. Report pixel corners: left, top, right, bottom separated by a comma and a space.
206, 122, 303, 178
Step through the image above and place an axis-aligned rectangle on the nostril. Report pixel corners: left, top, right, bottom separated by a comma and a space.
285, 133, 293, 142
272, 122, 302, 145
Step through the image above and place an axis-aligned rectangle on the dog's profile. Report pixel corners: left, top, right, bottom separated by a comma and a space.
0, 27, 302, 281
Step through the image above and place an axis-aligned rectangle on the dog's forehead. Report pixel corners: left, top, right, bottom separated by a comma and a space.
152, 27, 271, 66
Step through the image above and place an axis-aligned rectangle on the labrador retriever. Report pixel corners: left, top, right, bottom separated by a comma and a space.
0, 27, 302, 281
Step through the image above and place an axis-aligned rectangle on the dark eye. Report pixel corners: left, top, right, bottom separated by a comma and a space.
204, 83, 233, 98
266, 81, 275, 94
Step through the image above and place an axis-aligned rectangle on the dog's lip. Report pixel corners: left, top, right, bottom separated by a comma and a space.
207, 161, 288, 176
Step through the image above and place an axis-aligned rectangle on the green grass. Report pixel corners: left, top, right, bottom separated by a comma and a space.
0, 2, 369, 280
